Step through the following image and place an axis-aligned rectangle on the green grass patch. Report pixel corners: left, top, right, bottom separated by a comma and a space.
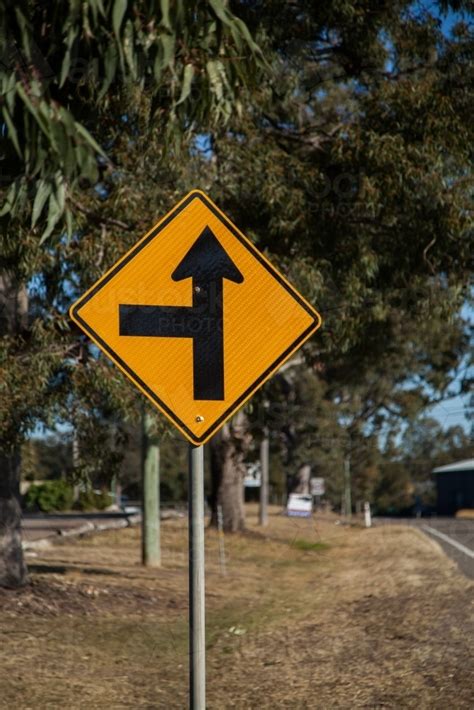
290, 538, 329, 552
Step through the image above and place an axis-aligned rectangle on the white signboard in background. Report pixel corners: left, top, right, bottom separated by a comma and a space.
287, 494, 313, 518
310, 477, 325, 496
244, 462, 261, 488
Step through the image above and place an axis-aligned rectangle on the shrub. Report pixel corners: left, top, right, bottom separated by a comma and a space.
24, 480, 74, 513
75, 489, 113, 511
290, 538, 330, 552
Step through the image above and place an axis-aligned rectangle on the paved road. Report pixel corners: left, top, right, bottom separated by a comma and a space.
21, 512, 139, 546
374, 517, 474, 579
21, 508, 186, 547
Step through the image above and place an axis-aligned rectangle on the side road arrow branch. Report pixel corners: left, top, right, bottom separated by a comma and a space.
119, 226, 244, 401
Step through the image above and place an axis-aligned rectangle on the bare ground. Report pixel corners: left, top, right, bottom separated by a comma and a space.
0, 506, 472, 709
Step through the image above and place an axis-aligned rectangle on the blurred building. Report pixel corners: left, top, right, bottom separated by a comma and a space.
433, 459, 474, 515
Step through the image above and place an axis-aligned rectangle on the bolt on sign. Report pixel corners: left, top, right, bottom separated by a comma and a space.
70, 191, 322, 444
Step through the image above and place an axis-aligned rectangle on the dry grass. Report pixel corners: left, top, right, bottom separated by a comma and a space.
1, 505, 473, 709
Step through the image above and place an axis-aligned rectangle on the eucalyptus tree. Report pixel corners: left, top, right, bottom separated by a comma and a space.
0, 0, 262, 587
204, 0, 473, 529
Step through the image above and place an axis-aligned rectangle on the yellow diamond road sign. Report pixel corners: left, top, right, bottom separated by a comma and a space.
70, 191, 322, 445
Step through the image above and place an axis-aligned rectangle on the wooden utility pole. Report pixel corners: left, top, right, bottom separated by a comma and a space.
259, 399, 270, 527
141, 410, 161, 567
344, 455, 352, 521
259, 434, 269, 526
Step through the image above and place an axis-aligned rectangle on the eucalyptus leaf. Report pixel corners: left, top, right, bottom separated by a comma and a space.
0, 183, 17, 217
160, 0, 171, 29
176, 64, 194, 106
112, 0, 127, 38
123, 19, 136, 78
65, 208, 74, 238
5, 74, 17, 113
39, 192, 63, 243
99, 42, 118, 97
206, 60, 223, 101
32, 180, 51, 226
74, 121, 107, 159
160, 33, 175, 71
59, 27, 78, 88
2, 107, 22, 157
208, 0, 231, 27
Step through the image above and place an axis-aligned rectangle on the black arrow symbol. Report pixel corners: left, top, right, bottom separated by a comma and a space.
119, 226, 244, 401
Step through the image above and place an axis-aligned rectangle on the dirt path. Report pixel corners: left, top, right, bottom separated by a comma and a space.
0, 507, 472, 708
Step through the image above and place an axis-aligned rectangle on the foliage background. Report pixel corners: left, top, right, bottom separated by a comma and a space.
1, 0, 472, 518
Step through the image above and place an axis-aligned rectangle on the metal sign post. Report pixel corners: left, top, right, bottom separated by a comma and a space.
188, 444, 206, 710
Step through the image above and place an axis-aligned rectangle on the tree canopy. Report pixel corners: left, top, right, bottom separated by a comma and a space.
0, 1, 472, 541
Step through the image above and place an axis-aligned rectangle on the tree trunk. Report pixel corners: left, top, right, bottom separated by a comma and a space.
141, 411, 161, 567
0, 272, 28, 587
290, 463, 312, 495
0, 450, 27, 587
209, 411, 251, 533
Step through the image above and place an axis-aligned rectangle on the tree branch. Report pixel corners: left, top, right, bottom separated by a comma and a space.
68, 196, 133, 231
